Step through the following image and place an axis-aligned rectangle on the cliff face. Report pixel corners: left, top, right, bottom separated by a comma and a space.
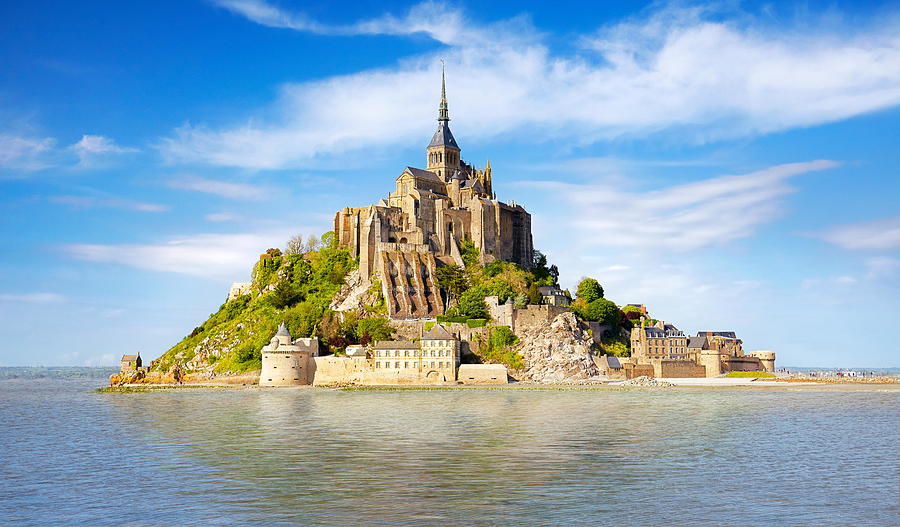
515, 312, 600, 382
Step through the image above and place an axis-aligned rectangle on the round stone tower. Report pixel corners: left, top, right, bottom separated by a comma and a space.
699, 349, 722, 377
748, 351, 776, 373
259, 323, 318, 386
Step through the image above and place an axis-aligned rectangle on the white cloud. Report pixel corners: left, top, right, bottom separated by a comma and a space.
167, 176, 272, 201
204, 212, 240, 222
818, 215, 900, 251
162, 2, 900, 169
0, 293, 65, 303
213, 0, 494, 45
0, 134, 56, 171
61, 231, 296, 278
49, 195, 169, 212
69, 134, 138, 166
528, 160, 838, 251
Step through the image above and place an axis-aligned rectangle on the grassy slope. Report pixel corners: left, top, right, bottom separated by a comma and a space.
153, 247, 355, 375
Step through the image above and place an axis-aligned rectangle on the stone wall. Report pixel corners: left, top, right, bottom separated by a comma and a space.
484, 297, 569, 336
457, 364, 508, 384
312, 355, 452, 386
624, 363, 655, 379
654, 360, 707, 378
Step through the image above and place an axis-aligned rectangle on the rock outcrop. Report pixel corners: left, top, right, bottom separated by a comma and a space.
330, 269, 382, 313
515, 312, 600, 382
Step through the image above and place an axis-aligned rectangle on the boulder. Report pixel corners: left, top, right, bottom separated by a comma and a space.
515, 312, 600, 382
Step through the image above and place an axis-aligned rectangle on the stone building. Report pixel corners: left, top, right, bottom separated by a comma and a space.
259, 323, 319, 386
485, 295, 569, 336
538, 285, 570, 307
628, 321, 776, 378
334, 67, 533, 319
630, 320, 689, 361
692, 332, 775, 376
372, 324, 461, 381
311, 323, 482, 385
120, 353, 142, 373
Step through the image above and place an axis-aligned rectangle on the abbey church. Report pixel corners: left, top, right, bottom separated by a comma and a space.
335, 69, 534, 319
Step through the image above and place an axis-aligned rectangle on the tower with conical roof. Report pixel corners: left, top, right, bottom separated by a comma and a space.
426, 62, 461, 179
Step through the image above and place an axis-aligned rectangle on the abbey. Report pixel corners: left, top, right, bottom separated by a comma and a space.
335, 68, 533, 319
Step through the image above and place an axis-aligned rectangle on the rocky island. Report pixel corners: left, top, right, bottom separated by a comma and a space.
111, 69, 775, 388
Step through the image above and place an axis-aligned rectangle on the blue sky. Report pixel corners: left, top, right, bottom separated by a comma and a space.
2, 0, 899, 367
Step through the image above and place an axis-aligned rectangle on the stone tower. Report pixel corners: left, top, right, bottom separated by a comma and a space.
259, 322, 319, 386
425, 63, 461, 179
333, 63, 534, 319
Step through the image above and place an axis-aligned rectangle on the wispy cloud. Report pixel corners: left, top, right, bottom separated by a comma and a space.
528, 160, 838, 251
0, 134, 57, 171
204, 212, 240, 222
818, 215, 900, 251
167, 176, 272, 201
162, 2, 900, 169
49, 195, 169, 212
0, 292, 65, 304
1, 133, 137, 174
61, 231, 296, 278
213, 0, 492, 45
69, 134, 138, 166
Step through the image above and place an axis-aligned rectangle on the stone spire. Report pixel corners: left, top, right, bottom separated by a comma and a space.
438, 60, 449, 122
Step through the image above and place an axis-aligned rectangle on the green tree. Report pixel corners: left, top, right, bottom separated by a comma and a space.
584, 298, 620, 325
320, 231, 337, 250
526, 283, 543, 305
489, 325, 518, 349
459, 239, 480, 269
435, 264, 468, 309
270, 279, 302, 309
457, 289, 488, 318
513, 292, 527, 308
576, 278, 604, 303
358, 317, 394, 345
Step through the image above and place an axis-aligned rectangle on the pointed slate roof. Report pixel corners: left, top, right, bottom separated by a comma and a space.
427, 63, 460, 150
428, 121, 460, 149
275, 322, 291, 338
423, 323, 454, 340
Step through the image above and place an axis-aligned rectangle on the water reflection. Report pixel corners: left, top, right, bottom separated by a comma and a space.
3, 381, 898, 526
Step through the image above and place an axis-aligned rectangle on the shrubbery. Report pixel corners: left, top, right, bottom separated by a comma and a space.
477, 325, 523, 370
154, 232, 365, 374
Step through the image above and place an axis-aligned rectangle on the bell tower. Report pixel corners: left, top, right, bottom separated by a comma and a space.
426, 62, 461, 179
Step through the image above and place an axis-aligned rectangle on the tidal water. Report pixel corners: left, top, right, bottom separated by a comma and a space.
1, 378, 898, 526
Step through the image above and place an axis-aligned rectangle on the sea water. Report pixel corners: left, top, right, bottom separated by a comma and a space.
1, 375, 897, 526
